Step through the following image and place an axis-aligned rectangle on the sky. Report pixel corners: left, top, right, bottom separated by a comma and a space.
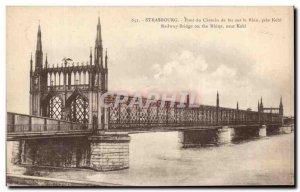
6, 7, 294, 116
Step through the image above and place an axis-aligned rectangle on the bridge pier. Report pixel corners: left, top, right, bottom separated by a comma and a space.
259, 125, 267, 137
9, 132, 131, 171
217, 126, 233, 144
88, 132, 130, 171
279, 125, 293, 134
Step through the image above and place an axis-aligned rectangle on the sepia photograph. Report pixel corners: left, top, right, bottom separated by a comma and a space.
6, 6, 294, 186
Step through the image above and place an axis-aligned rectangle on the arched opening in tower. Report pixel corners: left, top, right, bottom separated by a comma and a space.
70, 95, 89, 124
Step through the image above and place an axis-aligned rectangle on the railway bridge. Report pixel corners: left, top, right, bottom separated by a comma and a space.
7, 18, 292, 171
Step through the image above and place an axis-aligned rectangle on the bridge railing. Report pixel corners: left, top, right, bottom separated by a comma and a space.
7, 112, 92, 134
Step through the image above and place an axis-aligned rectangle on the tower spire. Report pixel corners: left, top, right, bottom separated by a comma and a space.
237, 101, 239, 110
94, 16, 103, 67
35, 23, 43, 69
36, 23, 42, 51
96, 16, 101, 42
260, 96, 263, 109
279, 96, 283, 115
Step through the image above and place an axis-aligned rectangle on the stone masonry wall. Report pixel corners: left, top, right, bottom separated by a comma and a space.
89, 133, 130, 171
90, 142, 129, 171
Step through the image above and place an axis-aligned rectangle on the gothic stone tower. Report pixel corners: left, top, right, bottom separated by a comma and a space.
30, 18, 108, 129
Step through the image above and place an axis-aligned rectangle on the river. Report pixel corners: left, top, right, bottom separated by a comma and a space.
7, 131, 294, 186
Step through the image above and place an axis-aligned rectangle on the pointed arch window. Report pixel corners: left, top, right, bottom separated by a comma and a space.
49, 96, 62, 120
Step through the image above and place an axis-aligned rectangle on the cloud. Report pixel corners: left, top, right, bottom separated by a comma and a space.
148, 50, 240, 94
211, 64, 236, 79
151, 50, 208, 81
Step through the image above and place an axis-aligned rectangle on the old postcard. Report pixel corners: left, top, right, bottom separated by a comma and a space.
6, 7, 294, 186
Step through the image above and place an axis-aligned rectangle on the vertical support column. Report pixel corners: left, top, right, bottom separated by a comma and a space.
195, 108, 198, 125
175, 107, 178, 124
103, 106, 109, 130
98, 92, 108, 131
166, 106, 169, 125
43, 118, 47, 131
28, 116, 32, 132
216, 107, 219, 125
118, 103, 121, 125
97, 91, 103, 130
11, 141, 21, 165
11, 113, 15, 132
220, 110, 223, 125
20, 140, 26, 164
127, 107, 131, 126
57, 121, 61, 131
29, 94, 32, 115
236, 109, 239, 125
156, 105, 159, 125
63, 71, 66, 90
138, 106, 141, 125
88, 92, 93, 126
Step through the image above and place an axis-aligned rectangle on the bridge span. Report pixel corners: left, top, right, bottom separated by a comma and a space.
7, 109, 292, 172
7, 108, 283, 140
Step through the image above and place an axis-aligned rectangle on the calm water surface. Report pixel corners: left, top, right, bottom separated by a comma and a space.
7, 131, 294, 186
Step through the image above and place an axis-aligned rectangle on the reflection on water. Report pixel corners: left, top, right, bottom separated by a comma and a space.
179, 129, 219, 147
179, 126, 268, 147
267, 125, 281, 136
179, 128, 234, 147
7, 127, 294, 186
